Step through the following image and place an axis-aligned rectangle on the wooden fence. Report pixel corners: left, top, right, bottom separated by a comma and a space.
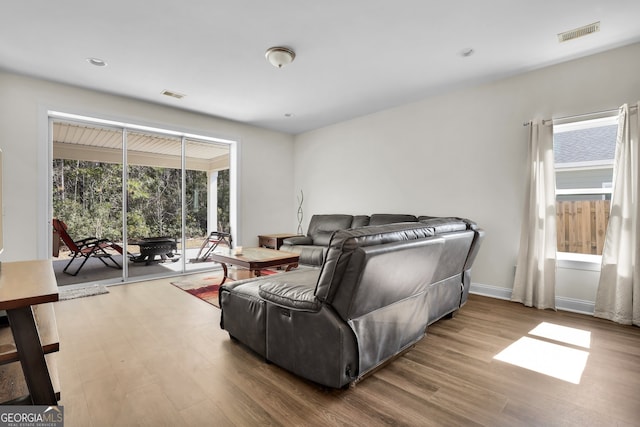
556, 200, 610, 255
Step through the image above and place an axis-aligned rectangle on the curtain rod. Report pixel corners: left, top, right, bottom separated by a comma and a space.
523, 104, 638, 126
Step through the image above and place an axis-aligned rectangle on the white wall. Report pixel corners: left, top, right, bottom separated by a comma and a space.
0, 72, 295, 262
3, 42, 638, 307
293, 42, 640, 307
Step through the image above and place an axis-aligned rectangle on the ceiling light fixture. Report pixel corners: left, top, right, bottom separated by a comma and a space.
265, 46, 296, 68
86, 57, 107, 67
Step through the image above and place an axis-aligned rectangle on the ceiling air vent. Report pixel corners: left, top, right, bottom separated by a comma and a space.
161, 89, 186, 99
558, 22, 600, 43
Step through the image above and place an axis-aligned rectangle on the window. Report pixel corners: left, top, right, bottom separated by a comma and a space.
553, 116, 618, 256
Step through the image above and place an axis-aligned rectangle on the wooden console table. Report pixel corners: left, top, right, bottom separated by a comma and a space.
0, 260, 60, 405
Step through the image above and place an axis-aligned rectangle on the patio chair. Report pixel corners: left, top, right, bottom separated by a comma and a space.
192, 231, 232, 262
52, 218, 124, 276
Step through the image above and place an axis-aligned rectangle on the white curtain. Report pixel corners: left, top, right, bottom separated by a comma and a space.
595, 103, 640, 326
512, 120, 557, 309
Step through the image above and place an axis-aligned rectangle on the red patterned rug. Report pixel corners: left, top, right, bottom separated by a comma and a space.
171, 269, 277, 308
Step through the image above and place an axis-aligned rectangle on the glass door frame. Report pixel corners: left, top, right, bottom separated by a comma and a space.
48, 111, 237, 284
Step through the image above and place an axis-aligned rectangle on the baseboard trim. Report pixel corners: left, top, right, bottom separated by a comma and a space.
555, 297, 595, 315
470, 283, 512, 300
470, 283, 595, 315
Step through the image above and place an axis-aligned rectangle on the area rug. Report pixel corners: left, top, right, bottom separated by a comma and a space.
59, 284, 109, 300
171, 269, 277, 308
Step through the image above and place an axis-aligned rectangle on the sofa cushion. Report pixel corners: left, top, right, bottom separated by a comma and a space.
312, 230, 335, 246
258, 269, 322, 311
418, 216, 469, 233
369, 214, 418, 226
307, 214, 354, 238
283, 235, 313, 245
351, 215, 370, 228
279, 244, 326, 266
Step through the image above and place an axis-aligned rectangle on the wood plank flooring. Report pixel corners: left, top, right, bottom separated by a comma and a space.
53, 278, 640, 426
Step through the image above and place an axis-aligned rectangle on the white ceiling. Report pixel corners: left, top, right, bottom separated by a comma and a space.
2, 1, 640, 134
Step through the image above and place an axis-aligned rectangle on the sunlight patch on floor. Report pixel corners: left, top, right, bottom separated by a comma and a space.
528, 321, 591, 349
494, 322, 591, 384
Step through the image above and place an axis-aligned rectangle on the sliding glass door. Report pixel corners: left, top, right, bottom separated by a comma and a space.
184, 138, 231, 273
50, 115, 232, 286
125, 130, 183, 280
51, 121, 125, 284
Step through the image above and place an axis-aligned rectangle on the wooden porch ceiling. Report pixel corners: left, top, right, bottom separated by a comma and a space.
52, 121, 230, 172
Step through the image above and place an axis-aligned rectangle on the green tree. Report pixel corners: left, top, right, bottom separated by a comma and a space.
217, 169, 230, 232
52, 159, 229, 244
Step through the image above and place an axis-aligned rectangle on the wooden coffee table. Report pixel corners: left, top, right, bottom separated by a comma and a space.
209, 247, 299, 285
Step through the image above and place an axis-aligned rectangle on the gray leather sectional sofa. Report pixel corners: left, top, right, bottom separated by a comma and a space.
219, 215, 484, 388
280, 213, 419, 265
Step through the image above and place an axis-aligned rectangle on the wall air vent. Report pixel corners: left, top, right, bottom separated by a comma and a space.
558, 22, 600, 43
161, 90, 186, 99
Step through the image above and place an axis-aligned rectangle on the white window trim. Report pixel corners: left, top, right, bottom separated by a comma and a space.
555, 160, 614, 170
554, 115, 618, 132
556, 188, 612, 196
557, 252, 601, 271
553, 114, 617, 266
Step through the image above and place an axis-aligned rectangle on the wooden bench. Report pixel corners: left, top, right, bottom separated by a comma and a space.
0, 260, 60, 405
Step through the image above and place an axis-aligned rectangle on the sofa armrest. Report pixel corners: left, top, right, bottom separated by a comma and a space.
283, 236, 313, 245
259, 281, 321, 311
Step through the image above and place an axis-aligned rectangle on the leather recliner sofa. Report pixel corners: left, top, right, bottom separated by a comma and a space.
219, 217, 484, 388
280, 213, 420, 265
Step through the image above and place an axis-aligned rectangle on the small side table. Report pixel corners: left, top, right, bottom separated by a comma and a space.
258, 233, 302, 250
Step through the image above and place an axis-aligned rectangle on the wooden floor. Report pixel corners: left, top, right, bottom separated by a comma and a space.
53, 278, 640, 426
